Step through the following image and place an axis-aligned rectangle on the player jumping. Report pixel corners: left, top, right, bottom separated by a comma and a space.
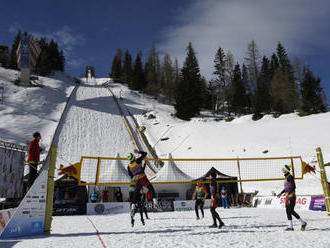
127, 149, 161, 225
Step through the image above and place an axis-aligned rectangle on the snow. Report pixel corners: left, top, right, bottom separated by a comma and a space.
1, 208, 329, 248
53, 79, 135, 176
0, 68, 75, 150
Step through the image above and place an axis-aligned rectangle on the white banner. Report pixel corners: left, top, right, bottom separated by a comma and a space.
0, 147, 25, 198
0, 168, 48, 239
174, 199, 211, 212
253, 196, 311, 210
87, 202, 130, 215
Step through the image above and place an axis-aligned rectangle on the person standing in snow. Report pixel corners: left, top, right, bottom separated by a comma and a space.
127, 149, 161, 225
114, 187, 123, 202
192, 183, 208, 219
27, 132, 42, 189
209, 172, 225, 228
277, 165, 307, 231
220, 186, 230, 208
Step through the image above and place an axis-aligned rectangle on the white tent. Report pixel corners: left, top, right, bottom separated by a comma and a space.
151, 153, 193, 200
98, 153, 130, 183
151, 153, 193, 182
92, 153, 130, 201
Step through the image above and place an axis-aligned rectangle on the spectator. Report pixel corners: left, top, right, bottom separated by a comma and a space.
115, 187, 123, 202
90, 190, 98, 203
102, 189, 109, 202
221, 186, 230, 208
27, 132, 42, 188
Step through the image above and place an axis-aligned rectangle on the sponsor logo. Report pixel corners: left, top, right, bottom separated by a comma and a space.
176, 207, 193, 211
9, 225, 22, 234
180, 202, 186, 207
94, 204, 105, 214
280, 197, 307, 205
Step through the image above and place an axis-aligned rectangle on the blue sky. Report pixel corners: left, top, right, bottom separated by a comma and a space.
1, 0, 329, 101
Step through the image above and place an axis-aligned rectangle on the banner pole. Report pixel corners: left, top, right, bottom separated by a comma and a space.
316, 147, 330, 216
44, 145, 57, 234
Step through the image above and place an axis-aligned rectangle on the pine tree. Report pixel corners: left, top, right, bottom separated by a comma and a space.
270, 53, 279, 79
242, 64, 252, 112
271, 69, 291, 114
0, 46, 9, 68
213, 47, 226, 86
175, 42, 202, 120
227, 64, 249, 115
121, 50, 133, 85
132, 51, 145, 91
160, 53, 176, 103
35, 38, 65, 76
254, 57, 272, 118
145, 45, 160, 97
110, 48, 122, 81
276, 42, 299, 112
9, 31, 21, 69
300, 68, 327, 114
212, 47, 226, 112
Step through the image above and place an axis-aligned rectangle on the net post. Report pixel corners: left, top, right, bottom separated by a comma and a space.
237, 158, 244, 193
95, 157, 101, 185
290, 157, 295, 178
44, 145, 57, 234
316, 147, 330, 216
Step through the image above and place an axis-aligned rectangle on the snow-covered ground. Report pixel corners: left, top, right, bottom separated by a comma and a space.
1, 208, 329, 248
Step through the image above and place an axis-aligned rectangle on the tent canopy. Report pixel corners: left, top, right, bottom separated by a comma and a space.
98, 153, 130, 183
193, 167, 238, 195
194, 167, 237, 181
151, 154, 193, 182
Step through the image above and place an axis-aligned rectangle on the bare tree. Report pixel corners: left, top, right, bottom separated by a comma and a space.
244, 40, 261, 92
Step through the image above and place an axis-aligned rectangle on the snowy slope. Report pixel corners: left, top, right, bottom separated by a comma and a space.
53, 79, 135, 175
0, 68, 75, 155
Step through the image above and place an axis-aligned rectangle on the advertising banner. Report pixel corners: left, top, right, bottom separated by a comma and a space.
174, 199, 211, 212
253, 196, 311, 210
0, 168, 48, 239
144, 200, 174, 212
0, 208, 15, 234
309, 196, 326, 211
53, 204, 86, 216
87, 202, 130, 215
0, 146, 25, 198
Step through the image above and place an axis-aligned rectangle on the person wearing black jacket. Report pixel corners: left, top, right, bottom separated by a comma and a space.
209, 172, 225, 228
127, 149, 161, 224
277, 165, 307, 231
